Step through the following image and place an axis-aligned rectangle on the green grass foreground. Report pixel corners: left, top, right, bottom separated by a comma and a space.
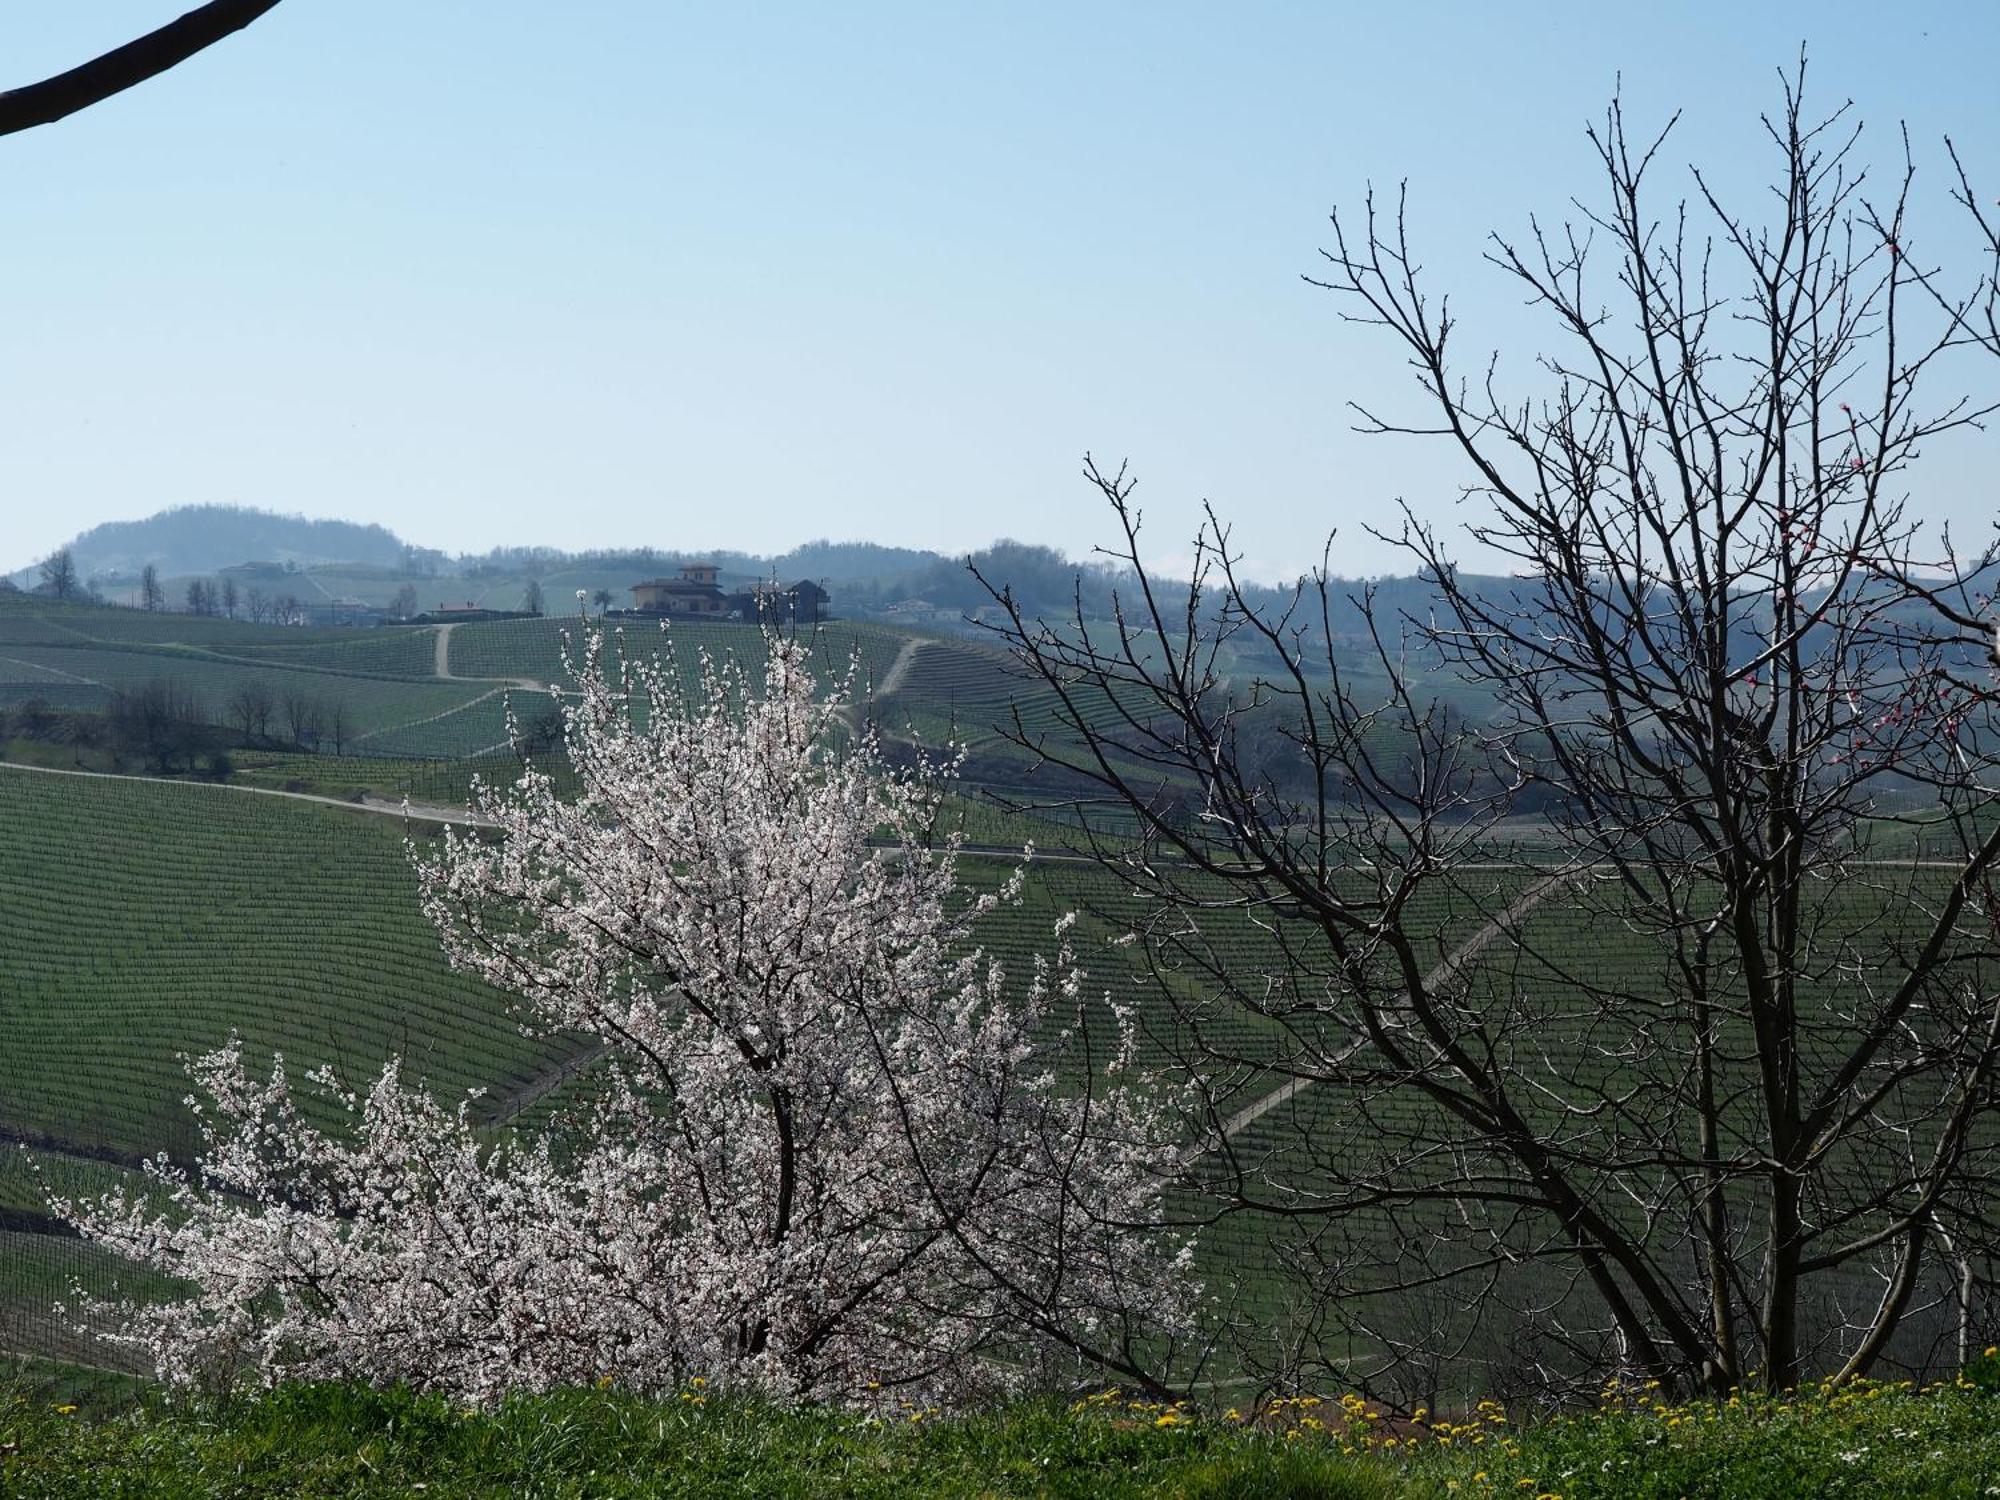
8, 1372, 2000, 1499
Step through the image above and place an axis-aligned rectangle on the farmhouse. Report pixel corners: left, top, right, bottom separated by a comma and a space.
740, 578, 829, 624
629, 567, 832, 622
630, 563, 729, 616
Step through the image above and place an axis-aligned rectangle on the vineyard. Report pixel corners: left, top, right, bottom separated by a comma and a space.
5, 593, 1986, 1397
0, 762, 1989, 1391
0, 769, 572, 1148
0, 595, 1166, 789
445, 614, 914, 694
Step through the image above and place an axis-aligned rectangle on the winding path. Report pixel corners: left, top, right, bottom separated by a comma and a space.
432, 622, 545, 691
1208, 868, 1584, 1150
875, 636, 930, 698
0, 653, 101, 686
0, 758, 496, 827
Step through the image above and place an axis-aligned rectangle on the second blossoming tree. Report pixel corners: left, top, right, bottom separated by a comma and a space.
63, 627, 1197, 1404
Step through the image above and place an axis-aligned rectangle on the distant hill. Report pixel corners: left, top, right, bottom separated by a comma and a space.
11, 505, 410, 587
11, 504, 1488, 641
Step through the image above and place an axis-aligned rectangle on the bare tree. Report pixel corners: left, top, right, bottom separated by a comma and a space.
390, 583, 420, 620
0, 2, 284, 139
36, 548, 80, 601
221, 577, 239, 620
140, 563, 165, 612
522, 579, 545, 617
110, 677, 205, 773
280, 686, 322, 751
227, 679, 276, 743
984, 70, 2000, 1402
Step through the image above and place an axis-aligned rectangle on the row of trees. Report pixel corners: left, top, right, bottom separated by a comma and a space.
151, 567, 307, 625
24, 548, 312, 624
2, 678, 353, 770
222, 679, 351, 753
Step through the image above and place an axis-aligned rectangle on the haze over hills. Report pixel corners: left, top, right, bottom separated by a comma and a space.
8, 503, 1372, 630
8, 503, 1072, 601
7, 505, 411, 586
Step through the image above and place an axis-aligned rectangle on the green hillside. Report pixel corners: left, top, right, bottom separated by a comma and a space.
0, 595, 1028, 768
0, 764, 1197, 1371
8, 591, 1979, 1394
0, 769, 576, 1164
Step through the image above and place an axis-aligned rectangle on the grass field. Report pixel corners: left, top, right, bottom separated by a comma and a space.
9, 1370, 2000, 1497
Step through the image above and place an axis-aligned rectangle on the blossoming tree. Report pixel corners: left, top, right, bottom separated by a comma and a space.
59, 627, 1196, 1405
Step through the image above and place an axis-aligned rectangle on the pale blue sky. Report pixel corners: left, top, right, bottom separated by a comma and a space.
1, 2, 1996, 579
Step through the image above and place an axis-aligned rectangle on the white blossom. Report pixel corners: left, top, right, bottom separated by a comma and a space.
57, 630, 1197, 1406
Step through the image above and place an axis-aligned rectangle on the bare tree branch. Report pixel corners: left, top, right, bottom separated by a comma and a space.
983, 63, 2000, 1406
0, 1, 284, 139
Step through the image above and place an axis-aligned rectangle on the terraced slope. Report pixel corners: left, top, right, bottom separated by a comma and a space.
0, 768, 572, 1164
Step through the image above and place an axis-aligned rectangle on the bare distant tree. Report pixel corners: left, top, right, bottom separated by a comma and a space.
185, 579, 212, 616
36, 548, 79, 601
0, 2, 284, 140
986, 70, 2000, 1402
243, 586, 269, 624
324, 698, 349, 756
140, 563, 165, 612
227, 679, 276, 743
522, 579, 545, 617
390, 583, 420, 620
221, 577, 239, 620
280, 687, 321, 751
110, 677, 204, 772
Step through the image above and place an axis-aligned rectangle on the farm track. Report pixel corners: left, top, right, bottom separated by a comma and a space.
0, 654, 100, 686
0, 1124, 170, 1182
0, 761, 1127, 859
1208, 868, 1584, 1149
350, 685, 507, 748
433, 623, 543, 690
485, 1042, 613, 1126
0, 760, 495, 828
875, 637, 931, 698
